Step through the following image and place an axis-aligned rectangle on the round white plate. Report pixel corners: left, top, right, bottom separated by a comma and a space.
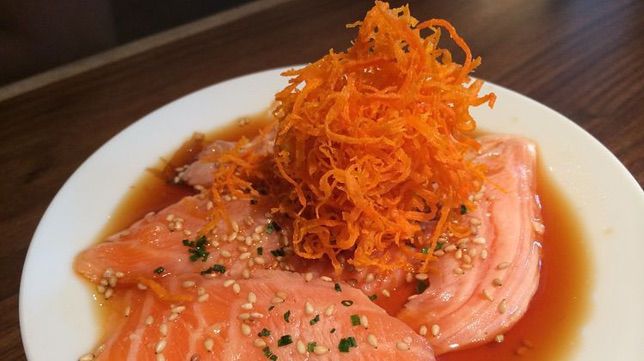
20, 67, 644, 360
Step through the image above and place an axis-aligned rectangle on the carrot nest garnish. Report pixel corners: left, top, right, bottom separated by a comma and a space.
272, 1, 495, 273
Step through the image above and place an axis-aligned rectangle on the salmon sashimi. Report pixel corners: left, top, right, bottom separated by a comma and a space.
83, 270, 436, 361
397, 136, 543, 354
75, 194, 287, 286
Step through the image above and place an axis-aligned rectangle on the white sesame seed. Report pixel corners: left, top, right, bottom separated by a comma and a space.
498, 299, 508, 314
495, 334, 505, 343
229, 232, 238, 241
365, 273, 375, 283
453, 267, 465, 275
204, 338, 214, 352
242, 268, 251, 279
473, 237, 487, 245
296, 340, 306, 354
197, 287, 206, 296
198, 294, 210, 303
104, 288, 114, 299
320, 276, 333, 282
137, 282, 148, 290
220, 250, 232, 258
481, 249, 489, 259
483, 288, 494, 301
276, 291, 288, 299
241, 324, 251, 336
324, 304, 335, 316
396, 341, 410, 351
78, 353, 94, 361
271, 297, 284, 304
382, 289, 391, 297
171, 306, 186, 314
419, 325, 428, 336
367, 334, 378, 348
462, 263, 473, 270
252, 233, 261, 241
433, 250, 445, 257
254, 256, 266, 265
233, 283, 241, 294
155, 339, 167, 353
250, 312, 264, 319
238, 313, 251, 320
248, 292, 257, 303
182, 280, 196, 288
444, 244, 457, 252
455, 249, 463, 259
497, 262, 511, 270
239, 252, 251, 260
415, 273, 428, 281
145, 315, 154, 325
241, 302, 253, 310
223, 279, 235, 287
470, 217, 482, 225
232, 221, 239, 233
254, 225, 264, 234
159, 323, 168, 336
254, 338, 267, 348
463, 254, 472, 264
431, 324, 440, 337
304, 272, 314, 282
360, 315, 369, 328
313, 345, 329, 355
305, 302, 314, 315
108, 276, 118, 287
124, 306, 131, 317
468, 248, 478, 257
168, 313, 179, 321
245, 238, 253, 246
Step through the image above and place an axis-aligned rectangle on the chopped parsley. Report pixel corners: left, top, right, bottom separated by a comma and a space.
182, 235, 210, 262
435, 241, 445, 251
368, 294, 378, 301
338, 337, 358, 352
265, 221, 282, 234
334, 283, 342, 292
258, 328, 271, 337
277, 335, 293, 347
341, 300, 354, 307
420, 247, 429, 254
153, 266, 165, 274
460, 204, 468, 215
270, 248, 286, 257
262, 346, 277, 360
257, 247, 264, 255
283, 310, 291, 323
350, 314, 361, 326
200, 264, 226, 275
416, 279, 429, 294
309, 314, 320, 325
306, 342, 316, 352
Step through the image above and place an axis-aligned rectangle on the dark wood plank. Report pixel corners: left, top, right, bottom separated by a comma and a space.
0, 0, 642, 359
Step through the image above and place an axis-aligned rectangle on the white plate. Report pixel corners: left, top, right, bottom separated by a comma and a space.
19, 67, 644, 360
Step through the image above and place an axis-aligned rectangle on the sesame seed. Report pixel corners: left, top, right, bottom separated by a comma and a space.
367, 334, 378, 348
313, 345, 329, 355
248, 292, 257, 303
304, 272, 314, 282
382, 289, 391, 297
242, 268, 251, 279
455, 249, 463, 260
159, 323, 168, 336
104, 288, 114, 299
415, 273, 429, 281
182, 280, 196, 288
238, 313, 251, 320
145, 316, 154, 325
324, 305, 335, 316
108, 276, 118, 287
241, 324, 251, 336
296, 340, 306, 354
434, 250, 445, 257
204, 338, 214, 352
305, 302, 314, 315
197, 287, 206, 296
155, 339, 167, 353
495, 334, 505, 343
444, 244, 457, 252
241, 302, 253, 310
239, 252, 251, 260
498, 299, 508, 314
473, 237, 487, 245
252, 233, 261, 241
271, 297, 284, 304
360, 315, 369, 328
431, 324, 440, 337
320, 276, 333, 282
468, 248, 478, 257
244, 238, 253, 246
254, 338, 267, 348
497, 262, 511, 270
124, 306, 131, 317
461, 263, 473, 270
481, 249, 489, 259
276, 291, 288, 299
250, 312, 264, 319
233, 283, 241, 294
463, 254, 472, 264
171, 306, 186, 314
97, 285, 106, 294
220, 250, 232, 258
254, 225, 264, 234
223, 279, 235, 287
232, 221, 239, 233
396, 341, 410, 351
492, 278, 503, 287
168, 313, 179, 321
470, 217, 482, 225
419, 325, 428, 336
78, 353, 94, 361
453, 267, 465, 275
365, 273, 375, 283
482, 288, 494, 301
254, 256, 266, 265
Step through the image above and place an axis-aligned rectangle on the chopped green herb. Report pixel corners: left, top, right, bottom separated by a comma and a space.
330, 328, 336, 334
435, 241, 445, 251
420, 247, 429, 254
460, 204, 468, 215
416, 279, 429, 294
262, 346, 277, 360
277, 335, 293, 347
341, 300, 354, 307
368, 294, 378, 301
350, 314, 361, 326
270, 356, 277, 361
270, 248, 286, 257
334, 283, 342, 292
200, 264, 226, 275
257, 247, 264, 255
153, 266, 165, 274
338, 337, 358, 353
265, 222, 275, 234
306, 342, 316, 352
183, 235, 210, 262
258, 328, 271, 337
283, 310, 291, 323
309, 314, 320, 325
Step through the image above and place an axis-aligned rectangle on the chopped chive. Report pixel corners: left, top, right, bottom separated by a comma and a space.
258, 328, 271, 337
270, 248, 286, 257
416, 279, 429, 294
283, 310, 291, 323
435, 241, 445, 251
338, 337, 357, 352
420, 247, 429, 254
347, 336, 357, 347
309, 314, 320, 325
262, 346, 277, 360
183, 235, 210, 262
334, 283, 342, 292
350, 314, 361, 326
368, 294, 378, 301
277, 335, 293, 347
306, 342, 316, 352
341, 300, 354, 307
270, 356, 277, 361
200, 264, 226, 275
153, 266, 165, 274
460, 204, 468, 215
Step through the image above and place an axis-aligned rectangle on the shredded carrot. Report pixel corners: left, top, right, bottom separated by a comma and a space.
136, 277, 194, 303
272, 2, 495, 273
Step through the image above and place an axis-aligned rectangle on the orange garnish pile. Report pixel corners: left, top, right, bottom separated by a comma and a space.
272, 1, 495, 272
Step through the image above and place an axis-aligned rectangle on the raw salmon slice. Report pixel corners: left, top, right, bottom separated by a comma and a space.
397, 136, 543, 354
82, 270, 435, 361
74, 194, 285, 285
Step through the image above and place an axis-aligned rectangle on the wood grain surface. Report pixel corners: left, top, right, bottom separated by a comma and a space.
0, 0, 642, 359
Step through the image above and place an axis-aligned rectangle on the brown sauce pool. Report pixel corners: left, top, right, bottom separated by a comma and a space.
93, 115, 592, 360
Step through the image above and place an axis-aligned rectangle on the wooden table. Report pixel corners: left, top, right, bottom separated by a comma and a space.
0, 0, 641, 359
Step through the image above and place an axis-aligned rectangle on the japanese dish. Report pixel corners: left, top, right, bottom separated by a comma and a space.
73, 2, 580, 360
